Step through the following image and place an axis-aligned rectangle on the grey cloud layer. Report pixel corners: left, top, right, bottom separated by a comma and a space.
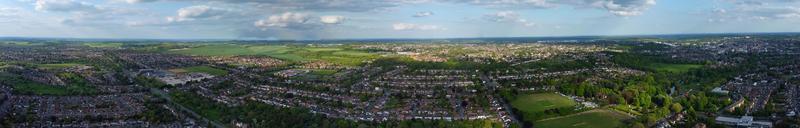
131, 0, 658, 16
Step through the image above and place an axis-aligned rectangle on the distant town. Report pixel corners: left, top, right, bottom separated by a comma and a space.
1, 33, 799, 128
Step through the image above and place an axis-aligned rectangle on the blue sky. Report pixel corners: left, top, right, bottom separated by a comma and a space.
0, 0, 799, 40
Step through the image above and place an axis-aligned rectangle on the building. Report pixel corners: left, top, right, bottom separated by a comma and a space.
712, 87, 730, 94
715, 116, 772, 128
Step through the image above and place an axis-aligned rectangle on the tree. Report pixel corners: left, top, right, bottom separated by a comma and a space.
631, 122, 646, 128
671, 103, 683, 113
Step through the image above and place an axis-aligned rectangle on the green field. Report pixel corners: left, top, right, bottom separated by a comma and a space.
535, 109, 633, 128
170, 66, 229, 76
37, 63, 83, 70
169, 45, 377, 66
648, 63, 702, 73
511, 93, 577, 113
84, 43, 123, 48
0, 41, 35, 46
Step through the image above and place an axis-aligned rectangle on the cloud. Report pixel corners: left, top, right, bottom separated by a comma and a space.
34, 0, 100, 12
167, 5, 233, 22
125, 0, 657, 16
0, 8, 21, 17
483, 11, 535, 26
710, 0, 800, 21
125, 0, 158, 4
392, 23, 444, 31
320, 15, 345, 24
558, 0, 656, 16
447, 0, 552, 9
445, 0, 656, 16
126, 0, 426, 12
413, 11, 434, 17
600, 0, 657, 16
254, 12, 315, 29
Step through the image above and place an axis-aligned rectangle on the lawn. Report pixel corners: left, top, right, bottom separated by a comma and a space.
535, 109, 633, 128
511, 93, 577, 113
171, 66, 229, 76
648, 63, 702, 73
37, 63, 83, 70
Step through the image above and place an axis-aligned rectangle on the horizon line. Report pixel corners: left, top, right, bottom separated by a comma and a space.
2, 31, 799, 42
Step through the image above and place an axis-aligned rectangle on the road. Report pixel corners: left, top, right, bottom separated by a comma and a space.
150, 88, 226, 128
480, 73, 524, 128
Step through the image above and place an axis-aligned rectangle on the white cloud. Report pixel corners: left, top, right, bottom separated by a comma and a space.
125, 0, 158, 4
413, 11, 433, 17
254, 12, 313, 29
392, 23, 444, 30
34, 0, 100, 12
320, 15, 345, 24
0, 8, 21, 17
167, 5, 232, 22
483, 11, 535, 26
711, 0, 800, 21
600, 0, 657, 16
450, 0, 552, 9
127, 0, 427, 12
124, 0, 656, 17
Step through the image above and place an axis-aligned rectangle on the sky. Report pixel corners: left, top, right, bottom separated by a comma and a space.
0, 0, 800, 40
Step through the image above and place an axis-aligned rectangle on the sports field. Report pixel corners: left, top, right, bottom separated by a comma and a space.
534, 109, 633, 128
170, 66, 229, 76
511, 93, 577, 113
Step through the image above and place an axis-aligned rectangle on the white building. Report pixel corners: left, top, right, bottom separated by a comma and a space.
715, 116, 772, 128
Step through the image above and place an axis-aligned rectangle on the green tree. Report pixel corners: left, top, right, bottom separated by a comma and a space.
670, 103, 683, 113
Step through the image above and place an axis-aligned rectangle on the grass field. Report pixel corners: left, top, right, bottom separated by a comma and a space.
84, 43, 123, 48
535, 109, 633, 128
511, 93, 577, 113
169, 45, 378, 66
37, 63, 83, 70
648, 63, 702, 73
0, 41, 35, 46
12, 83, 72, 95
170, 66, 229, 76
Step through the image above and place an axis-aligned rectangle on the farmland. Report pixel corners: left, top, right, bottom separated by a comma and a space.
169, 45, 378, 66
